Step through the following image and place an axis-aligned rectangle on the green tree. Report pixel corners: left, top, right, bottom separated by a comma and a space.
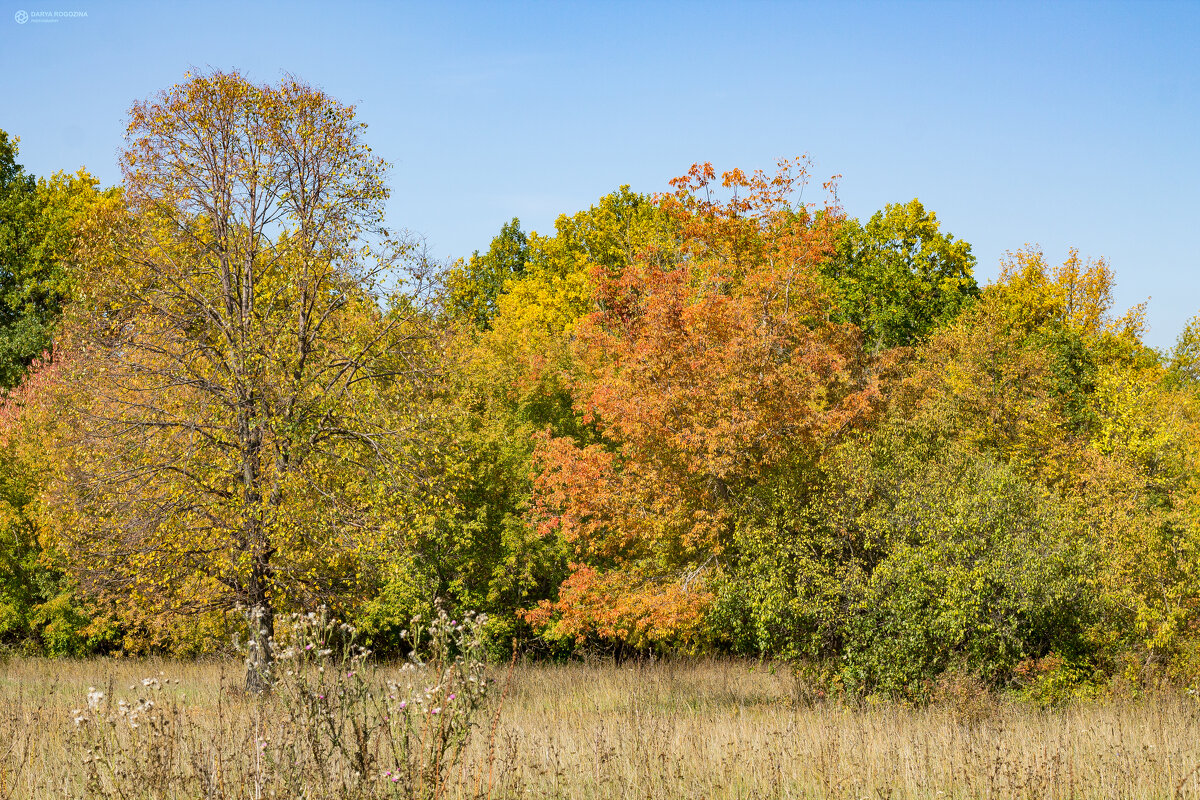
0, 134, 54, 387
825, 199, 978, 352
837, 439, 1093, 699
0, 132, 39, 351
0, 131, 112, 390
443, 217, 529, 329
1169, 313, 1200, 387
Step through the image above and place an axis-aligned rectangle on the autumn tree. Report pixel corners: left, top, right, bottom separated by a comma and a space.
51, 72, 425, 690
527, 161, 880, 650
0, 355, 117, 655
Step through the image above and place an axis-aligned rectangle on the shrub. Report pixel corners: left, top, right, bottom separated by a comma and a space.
839, 450, 1094, 699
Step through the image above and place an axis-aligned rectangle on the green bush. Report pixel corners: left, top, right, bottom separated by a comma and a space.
839, 447, 1095, 699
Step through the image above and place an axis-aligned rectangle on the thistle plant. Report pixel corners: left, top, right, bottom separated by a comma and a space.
267, 605, 492, 798
67, 607, 494, 799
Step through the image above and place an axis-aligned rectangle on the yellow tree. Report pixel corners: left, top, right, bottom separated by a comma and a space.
895, 247, 1200, 675
51, 72, 428, 689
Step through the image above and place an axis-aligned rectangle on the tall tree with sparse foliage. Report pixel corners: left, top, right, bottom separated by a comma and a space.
47, 71, 432, 691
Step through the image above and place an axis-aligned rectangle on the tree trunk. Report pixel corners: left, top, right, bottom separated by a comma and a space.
239, 400, 274, 694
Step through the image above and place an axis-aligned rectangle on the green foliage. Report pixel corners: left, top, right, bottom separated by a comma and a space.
709, 431, 1095, 700
1169, 313, 1200, 387
707, 461, 862, 661
838, 442, 1093, 699
1027, 323, 1099, 434
825, 199, 978, 352
443, 217, 529, 329
0, 420, 112, 656
0, 131, 110, 390
28, 593, 91, 657
0, 132, 53, 389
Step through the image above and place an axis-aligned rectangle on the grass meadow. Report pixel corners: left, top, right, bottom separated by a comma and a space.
4, 655, 1200, 799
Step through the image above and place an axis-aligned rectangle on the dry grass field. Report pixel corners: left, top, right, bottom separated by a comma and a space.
3, 654, 1200, 799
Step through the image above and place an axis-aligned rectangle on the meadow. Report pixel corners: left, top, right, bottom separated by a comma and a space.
4, 654, 1200, 800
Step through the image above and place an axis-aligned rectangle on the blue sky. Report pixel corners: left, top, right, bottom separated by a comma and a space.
2, 0, 1197, 348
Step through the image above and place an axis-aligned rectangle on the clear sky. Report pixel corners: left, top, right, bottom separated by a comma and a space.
2, 0, 1197, 348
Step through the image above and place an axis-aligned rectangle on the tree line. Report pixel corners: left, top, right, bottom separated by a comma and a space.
2, 71, 1198, 700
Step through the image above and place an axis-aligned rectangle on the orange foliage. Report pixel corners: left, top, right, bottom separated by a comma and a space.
525, 160, 881, 648
0, 352, 62, 446
523, 565, 713, 650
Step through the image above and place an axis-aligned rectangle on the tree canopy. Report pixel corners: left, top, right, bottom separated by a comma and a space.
3, 75, 1199, 703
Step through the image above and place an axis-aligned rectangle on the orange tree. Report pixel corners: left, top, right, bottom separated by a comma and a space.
524, 160, 881, 651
